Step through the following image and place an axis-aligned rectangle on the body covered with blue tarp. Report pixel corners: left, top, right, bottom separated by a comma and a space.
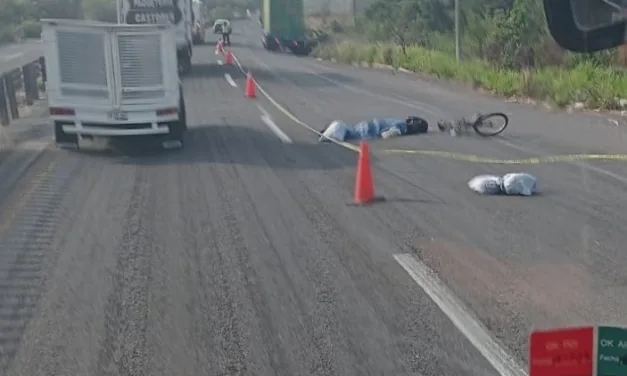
319, 118, 408, 142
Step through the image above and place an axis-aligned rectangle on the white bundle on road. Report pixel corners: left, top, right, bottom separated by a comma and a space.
319, 120, 348, 142
502, 173, 537, 196
468, 175, 504, 195
468, 173, 537, 196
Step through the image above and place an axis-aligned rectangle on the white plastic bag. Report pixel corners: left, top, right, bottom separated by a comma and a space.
467, 175, 503, 195
319, 120, 348, 142
381, 126, 402, 139
502, 173, 537, 196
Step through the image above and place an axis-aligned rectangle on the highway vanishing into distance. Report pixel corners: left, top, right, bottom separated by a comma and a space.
0, 19, 627, 376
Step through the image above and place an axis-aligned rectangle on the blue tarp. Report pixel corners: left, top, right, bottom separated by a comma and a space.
320, 118, 407, 142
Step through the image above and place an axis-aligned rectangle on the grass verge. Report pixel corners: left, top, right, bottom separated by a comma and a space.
312, 40, 627, 111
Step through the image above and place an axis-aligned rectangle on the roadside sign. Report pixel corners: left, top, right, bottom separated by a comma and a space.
596, 326, 627, 376
529, 326, 594, 376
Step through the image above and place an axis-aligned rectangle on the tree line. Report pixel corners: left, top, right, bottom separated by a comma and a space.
355, 0, 626, 69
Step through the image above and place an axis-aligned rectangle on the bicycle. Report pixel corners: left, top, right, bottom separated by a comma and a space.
436, 112, 509, 137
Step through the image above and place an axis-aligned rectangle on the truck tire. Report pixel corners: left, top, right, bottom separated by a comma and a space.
54, 121, 78, 149
178, 89, 187, 131
262, 35, 278, 51
179, 48, 192, 75
192, 33, 204, 45
162, 92, 187, 150
290, 45, 311, 56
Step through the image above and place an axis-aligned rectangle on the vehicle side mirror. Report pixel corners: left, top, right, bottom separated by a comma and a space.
543, 0, 626, 52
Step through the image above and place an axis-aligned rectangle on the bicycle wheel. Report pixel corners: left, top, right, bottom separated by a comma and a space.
473, 112, 509, 137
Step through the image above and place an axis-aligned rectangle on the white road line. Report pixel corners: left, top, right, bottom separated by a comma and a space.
257, 104, 292, 143
0, 52, 24, 61
298, 63, 446, 118
224, 73, 237, 87
393, 253, 528, 376
217, 60, 223, 65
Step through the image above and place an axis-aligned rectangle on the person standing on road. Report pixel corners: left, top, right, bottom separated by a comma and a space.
221, 21, 232, 46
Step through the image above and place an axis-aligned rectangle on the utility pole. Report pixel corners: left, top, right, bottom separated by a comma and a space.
454, 0, 461, 63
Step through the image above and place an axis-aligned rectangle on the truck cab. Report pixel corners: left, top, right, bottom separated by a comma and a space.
41, 19, 187, 151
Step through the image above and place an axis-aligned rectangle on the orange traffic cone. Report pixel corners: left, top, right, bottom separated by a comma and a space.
354, 141, 375, 205
245, 72, 256, 98
225, 50, 233, 65
216, 40, 223, 54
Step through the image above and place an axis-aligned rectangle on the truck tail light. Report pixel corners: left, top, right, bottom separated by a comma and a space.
49, 107, 75, 116
156, 107, 178, 116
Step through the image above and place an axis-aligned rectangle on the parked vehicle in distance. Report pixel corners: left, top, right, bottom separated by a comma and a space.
41, 19, 187, 151
260, 0, 311, 55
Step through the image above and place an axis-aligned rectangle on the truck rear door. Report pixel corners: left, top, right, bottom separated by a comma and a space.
111, 30, 171, 107
52, 25, 116, 107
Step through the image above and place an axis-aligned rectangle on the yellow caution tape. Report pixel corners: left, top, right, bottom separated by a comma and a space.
379, 149, 627, 164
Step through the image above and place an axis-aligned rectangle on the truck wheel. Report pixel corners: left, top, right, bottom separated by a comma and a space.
54, 121, 78, 149
162, 96, 186, 150
262, 36, 277, 51
179, 90, 187, 131
163, 120, 185, 150
179, 51, 192, 75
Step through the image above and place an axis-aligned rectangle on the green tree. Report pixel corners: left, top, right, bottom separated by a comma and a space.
364, 0, 426, 54
83, 0, 118, 22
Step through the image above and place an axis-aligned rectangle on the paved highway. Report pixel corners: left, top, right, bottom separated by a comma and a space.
0, 40, 42, 73
1, 20, 627, 375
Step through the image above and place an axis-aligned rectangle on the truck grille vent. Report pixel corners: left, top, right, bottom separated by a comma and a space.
57, 30, 109, 98
118, 34, 165, 101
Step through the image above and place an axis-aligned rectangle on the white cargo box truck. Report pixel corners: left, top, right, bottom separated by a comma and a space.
41, 18, 187, 150
117, 0, 194, 74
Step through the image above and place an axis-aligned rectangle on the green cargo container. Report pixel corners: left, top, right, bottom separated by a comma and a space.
261, 0, 310, 54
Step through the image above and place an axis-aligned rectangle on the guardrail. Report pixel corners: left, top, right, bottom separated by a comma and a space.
0, 44, 46, 127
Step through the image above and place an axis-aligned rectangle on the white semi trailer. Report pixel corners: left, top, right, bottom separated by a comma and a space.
117, 0, 194, 74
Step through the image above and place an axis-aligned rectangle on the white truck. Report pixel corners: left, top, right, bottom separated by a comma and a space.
41, 19, 187, 150
191, 0, 205, 45
117, 0, 194, 74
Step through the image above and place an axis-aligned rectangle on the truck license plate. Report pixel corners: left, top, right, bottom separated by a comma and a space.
108, 111, 128, 121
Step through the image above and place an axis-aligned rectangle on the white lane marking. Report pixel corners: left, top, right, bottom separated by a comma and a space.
0, 52, 24, 61
19, 140, 50, 151
224, 73, 237, 87
217, 59, 223, 65
257, 104, 292, 143
298, 62, 446, 118
394, 254, 528, 376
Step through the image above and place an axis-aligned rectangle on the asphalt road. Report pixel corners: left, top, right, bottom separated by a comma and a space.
0, 21, 626, 375
0, 40, 43, 73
